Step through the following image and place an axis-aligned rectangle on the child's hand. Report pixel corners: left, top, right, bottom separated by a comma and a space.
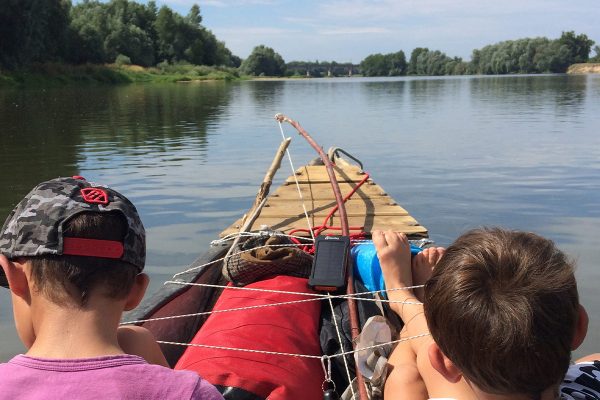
372, 230, 413, 292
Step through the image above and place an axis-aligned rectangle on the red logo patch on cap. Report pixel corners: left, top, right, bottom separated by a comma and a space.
81, 188, 109, 205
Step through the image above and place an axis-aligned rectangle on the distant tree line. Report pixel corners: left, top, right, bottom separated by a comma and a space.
0, 0, 240, 69
359, 32, 595, 77
0, 1, 597, 80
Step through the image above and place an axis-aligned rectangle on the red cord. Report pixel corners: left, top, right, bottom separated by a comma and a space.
289, 172, 371, 254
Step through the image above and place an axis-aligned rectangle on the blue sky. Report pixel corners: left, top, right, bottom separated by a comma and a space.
108, 0, 600, 62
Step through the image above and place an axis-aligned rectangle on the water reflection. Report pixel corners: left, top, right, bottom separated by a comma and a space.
0, 83, 233, 217
469, 74, 588, 115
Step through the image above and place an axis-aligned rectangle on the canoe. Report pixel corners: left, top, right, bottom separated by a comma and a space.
123, 124, 429, 400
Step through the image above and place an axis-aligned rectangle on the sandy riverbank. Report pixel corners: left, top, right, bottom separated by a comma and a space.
567, 63, 600, 74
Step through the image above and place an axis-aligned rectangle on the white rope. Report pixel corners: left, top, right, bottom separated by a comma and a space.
122, 284, 422, 326
122, 296, 331, 325
277, 120, 315, 241
327, 293, 356, 398
156, 333, 431, 360
165, 279, 424, 300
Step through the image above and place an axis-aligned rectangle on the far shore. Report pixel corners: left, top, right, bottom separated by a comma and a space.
3, 62, 600, 87
0, 63, 241, 87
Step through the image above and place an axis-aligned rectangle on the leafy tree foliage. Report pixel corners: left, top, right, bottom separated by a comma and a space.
469, 32, 594, 74
360, 51, 407, 76
240, 45, 286, 76
407, 48, 429, 75
558, 31, 594, 64
590, 46, 600, 63
1, 0, 238, 69
0, 0, 71, 69
360, 31, 594, 77
403, 48, 467, 76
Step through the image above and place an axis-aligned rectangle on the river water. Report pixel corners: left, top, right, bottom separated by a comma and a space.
1, 74, 599, 359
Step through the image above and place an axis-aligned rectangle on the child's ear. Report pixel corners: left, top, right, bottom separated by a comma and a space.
1, 255, 36, 348
0, 255, 31, 300
124, 273, 149, 311
572, 305, 588, 350
428, 342, 463, 383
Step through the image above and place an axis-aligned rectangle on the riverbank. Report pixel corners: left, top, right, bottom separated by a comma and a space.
0, 63, 241, 87
567, 63, 600, 74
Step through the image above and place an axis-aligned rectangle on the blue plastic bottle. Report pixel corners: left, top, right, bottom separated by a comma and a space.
351, 242, 422, 297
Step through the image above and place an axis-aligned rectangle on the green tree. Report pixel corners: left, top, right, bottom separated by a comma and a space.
468, 33, 594, 74
407, 47, 429, 75
388, 51, 407, 76
590, 46, 600, 62
0, 0, 71, 68
558, 31, 595, 64
240, 45, 286, 76
186, 4, 202, 26
359, 51, 406, 76
360, 53, 388, 76
69, 0, 158, 66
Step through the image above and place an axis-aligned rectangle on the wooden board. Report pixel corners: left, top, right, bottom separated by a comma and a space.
285, 165, 367, 184
221, 215, 427, 238
272, 181, 389, 200
258, 198, 409, 218
221, 161, 428, 239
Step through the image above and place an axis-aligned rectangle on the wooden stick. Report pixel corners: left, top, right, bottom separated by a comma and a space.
225, 138, 292, 261
252, 137, 292, 209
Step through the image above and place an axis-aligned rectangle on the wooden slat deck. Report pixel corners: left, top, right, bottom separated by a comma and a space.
221, 162, 428, 238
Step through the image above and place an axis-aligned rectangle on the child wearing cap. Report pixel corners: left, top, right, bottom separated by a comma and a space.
373, 229, 599, 400
0, 177, 223, 400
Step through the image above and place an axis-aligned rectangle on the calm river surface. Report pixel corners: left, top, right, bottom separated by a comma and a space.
1, 74, 599, 359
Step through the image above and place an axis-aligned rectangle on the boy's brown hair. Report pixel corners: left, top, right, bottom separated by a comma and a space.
27, 212, 138, 307
424, 228, 579, 398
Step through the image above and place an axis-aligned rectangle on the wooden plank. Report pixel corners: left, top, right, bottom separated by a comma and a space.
259, 198, 409, 218
285, 165, 367, 183
272, 181, 389, 200
220, 161, 428, 239
221, 215, 428, 238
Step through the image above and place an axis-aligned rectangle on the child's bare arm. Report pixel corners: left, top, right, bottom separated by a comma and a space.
117, 325, 169, 367
576, 353, 600, 363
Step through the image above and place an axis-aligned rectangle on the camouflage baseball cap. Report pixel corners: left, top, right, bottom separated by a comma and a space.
0, 177, 145, 287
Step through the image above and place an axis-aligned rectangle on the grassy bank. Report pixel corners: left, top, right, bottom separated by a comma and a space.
0, 63, 242, 87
